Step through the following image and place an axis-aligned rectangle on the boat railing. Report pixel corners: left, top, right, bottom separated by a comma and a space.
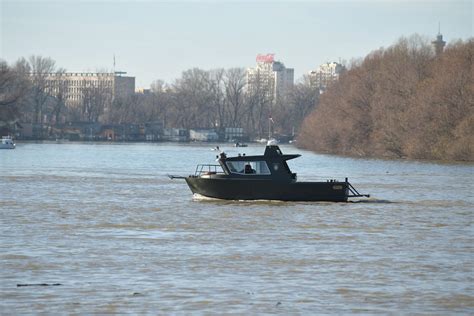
194, 164, 225, 177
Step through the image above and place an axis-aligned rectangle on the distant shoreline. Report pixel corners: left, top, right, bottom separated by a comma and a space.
10, 139, 473, 165
295, 145, 474, 165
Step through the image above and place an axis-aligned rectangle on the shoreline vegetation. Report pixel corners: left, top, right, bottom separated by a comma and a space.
298, 35, 473, 162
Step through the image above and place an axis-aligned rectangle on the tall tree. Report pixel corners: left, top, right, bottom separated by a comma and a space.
81, 79, 112, 122
50, 68, 69, 126
0, 60, 30, 132
274, 75, 318, 137
224, 68, 246, 128
28, 55, 56, 127
173, 68, 214, 129
208, 69, 226, 129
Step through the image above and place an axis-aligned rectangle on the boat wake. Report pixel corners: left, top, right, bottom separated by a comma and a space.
192, 193, 222, 201
192, 194, 377, 205
192, 194, 289, 204
348, 198, 395, 204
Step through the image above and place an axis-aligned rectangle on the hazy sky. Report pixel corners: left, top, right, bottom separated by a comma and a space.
1, 0, 472, 88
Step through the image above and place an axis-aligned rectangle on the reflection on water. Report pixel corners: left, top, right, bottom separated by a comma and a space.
1, 142, 473, 313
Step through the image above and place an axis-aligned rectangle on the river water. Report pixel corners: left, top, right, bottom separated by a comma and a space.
1, 142, 472, 314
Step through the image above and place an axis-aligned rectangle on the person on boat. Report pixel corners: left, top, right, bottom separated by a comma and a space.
244, 164, 256, 174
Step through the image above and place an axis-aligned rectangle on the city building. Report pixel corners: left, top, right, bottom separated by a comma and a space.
136, 87, 151, 94
246, 54, 294, 103
43, 72, 135, 107
309, 62, 346, 93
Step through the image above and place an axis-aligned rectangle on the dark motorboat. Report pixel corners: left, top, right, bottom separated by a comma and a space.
234, 142, 248, 147
169, 143, 369, 202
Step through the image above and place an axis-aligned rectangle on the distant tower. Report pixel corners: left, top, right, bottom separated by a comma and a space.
432, 23, 446, 56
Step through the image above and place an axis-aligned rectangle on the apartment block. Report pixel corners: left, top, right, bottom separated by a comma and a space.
247, 54, 294, 103
309, 62, 345, 93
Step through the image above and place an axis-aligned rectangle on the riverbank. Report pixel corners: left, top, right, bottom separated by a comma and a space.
296, 143, 474, 165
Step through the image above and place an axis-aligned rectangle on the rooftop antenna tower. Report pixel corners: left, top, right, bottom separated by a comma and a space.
431, 22, 446, 56
113, 54, 126, 76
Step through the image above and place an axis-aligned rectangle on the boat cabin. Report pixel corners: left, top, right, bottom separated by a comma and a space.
194, 145, 300, 181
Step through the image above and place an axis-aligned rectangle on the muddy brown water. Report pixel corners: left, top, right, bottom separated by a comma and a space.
1, 142, 472, 314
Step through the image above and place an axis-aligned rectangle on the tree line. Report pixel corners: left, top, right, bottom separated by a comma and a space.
298, 35, 473, 162
0, 57, 318, 139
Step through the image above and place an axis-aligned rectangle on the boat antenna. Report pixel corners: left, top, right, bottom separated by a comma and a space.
268, 116, 274, 140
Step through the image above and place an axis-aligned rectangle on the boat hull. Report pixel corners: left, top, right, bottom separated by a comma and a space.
185, 177, 349, 202
1, 137, 15, 149
0, 144, 15, 149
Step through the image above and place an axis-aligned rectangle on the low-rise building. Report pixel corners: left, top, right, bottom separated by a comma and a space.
40, 72, 135, 121
190, 129, 219, 142
144, 121, 163, 141
162, 128, 188, 142
224, 127, 244, 141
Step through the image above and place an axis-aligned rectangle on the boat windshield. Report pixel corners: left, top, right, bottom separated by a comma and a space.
226, 161, 271, 175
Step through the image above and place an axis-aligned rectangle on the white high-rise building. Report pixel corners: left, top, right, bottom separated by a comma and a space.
247, 54, 294, 103
309, 62, 345, 93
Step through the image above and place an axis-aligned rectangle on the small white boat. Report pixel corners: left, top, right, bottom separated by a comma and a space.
1, 136, 16, 149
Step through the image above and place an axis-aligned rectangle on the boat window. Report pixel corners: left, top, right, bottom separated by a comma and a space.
226, 161, 271, 175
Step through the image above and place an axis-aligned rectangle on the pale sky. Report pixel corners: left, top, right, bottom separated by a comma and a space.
1, 0, 472, 88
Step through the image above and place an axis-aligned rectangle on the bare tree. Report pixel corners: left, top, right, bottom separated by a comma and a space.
208, 69, 226, 129
172, 68, 214, 129
81, 79, 112, 122
29, 56, 56, 127
151, 82, 173, 127
224, 68, 246, 128
276, 75, 318, 137
49, 68, 69, 127
0, 60, 30, 132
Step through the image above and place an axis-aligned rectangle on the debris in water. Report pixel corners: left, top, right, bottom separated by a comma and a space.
17, 283, 62, 287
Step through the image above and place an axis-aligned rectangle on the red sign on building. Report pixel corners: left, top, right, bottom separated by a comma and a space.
256, 53, 275, 63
